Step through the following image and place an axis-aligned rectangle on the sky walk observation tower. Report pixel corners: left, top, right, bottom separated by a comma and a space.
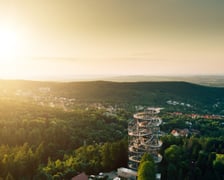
128, 108, 163, 170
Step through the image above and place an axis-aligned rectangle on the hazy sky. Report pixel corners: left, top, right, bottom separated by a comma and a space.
0, 0, 224, 79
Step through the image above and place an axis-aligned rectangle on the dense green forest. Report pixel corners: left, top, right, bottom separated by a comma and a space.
0, 99, 128, 179
0, 80, 223, 179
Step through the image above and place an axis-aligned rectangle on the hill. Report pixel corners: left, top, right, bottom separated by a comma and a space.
103, 75, 224, 87
0, 80, 224, 113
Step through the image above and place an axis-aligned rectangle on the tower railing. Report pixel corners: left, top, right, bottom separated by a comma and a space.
128, 108, 163, 170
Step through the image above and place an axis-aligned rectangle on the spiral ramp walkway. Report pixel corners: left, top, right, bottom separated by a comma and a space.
128, 108, 163, 170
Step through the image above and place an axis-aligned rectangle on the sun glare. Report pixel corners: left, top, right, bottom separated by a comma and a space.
0, 22, 27, 78
0, 27, 19, 57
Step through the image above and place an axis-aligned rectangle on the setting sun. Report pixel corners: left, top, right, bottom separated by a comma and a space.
0, 0, 223, 80
0, 23, 26, 78
0, 26, 20, 59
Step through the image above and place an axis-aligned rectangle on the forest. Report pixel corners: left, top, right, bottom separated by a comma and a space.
0, 98, 129, 179
0, 80, 223, 179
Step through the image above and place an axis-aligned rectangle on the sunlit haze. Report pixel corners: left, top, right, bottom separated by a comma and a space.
0, 0, 224, 80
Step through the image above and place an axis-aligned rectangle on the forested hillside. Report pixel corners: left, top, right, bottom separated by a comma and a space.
1, 80, 224, 113
0, 80, 223, 179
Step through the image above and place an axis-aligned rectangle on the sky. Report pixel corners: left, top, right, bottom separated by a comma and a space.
0, 0, 224, 80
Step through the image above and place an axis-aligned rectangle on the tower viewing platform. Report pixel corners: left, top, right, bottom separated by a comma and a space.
128, 108, 163, 170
